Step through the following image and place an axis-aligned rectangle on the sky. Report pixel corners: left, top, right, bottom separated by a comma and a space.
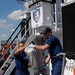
0, 0, 25, 40
0, 0, 30, 49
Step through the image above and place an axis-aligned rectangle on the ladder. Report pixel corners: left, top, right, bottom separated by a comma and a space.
0, 18, 31, 62
0, 34, 35, 75
0, 17, 34, 75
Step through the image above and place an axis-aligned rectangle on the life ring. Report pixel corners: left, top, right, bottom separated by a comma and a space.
1, 44, 15, 60
1, 44, 10, 55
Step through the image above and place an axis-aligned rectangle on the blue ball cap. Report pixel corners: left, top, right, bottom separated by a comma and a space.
41, 27, 52, 35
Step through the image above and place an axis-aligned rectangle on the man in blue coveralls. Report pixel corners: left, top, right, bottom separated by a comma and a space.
30, 27, 64, 75
14, 42, 31, 75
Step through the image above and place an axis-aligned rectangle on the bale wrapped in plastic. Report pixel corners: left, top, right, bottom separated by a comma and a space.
25, 45, 43, 69
25, 35, 47, 74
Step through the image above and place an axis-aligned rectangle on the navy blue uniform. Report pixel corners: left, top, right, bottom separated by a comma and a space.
14, 51, 30, 75
46, 35, 64, 75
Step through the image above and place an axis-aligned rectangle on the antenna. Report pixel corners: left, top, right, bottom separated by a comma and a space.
16, 0, 30, 10
16, 0, 27, 5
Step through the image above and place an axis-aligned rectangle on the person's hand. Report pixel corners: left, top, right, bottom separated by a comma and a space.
28, 63, 32, 68
28, 63, 35, 68
28, 43, 35, 48
28, 42, 32, 45
43, 61, 47, 66
25, 42, 31, 47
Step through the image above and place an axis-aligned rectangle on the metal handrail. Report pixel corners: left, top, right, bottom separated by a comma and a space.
0, 17, 31, 59
1, 19, 23, 51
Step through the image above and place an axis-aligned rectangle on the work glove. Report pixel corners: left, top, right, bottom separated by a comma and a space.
28, 43, 35, 48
